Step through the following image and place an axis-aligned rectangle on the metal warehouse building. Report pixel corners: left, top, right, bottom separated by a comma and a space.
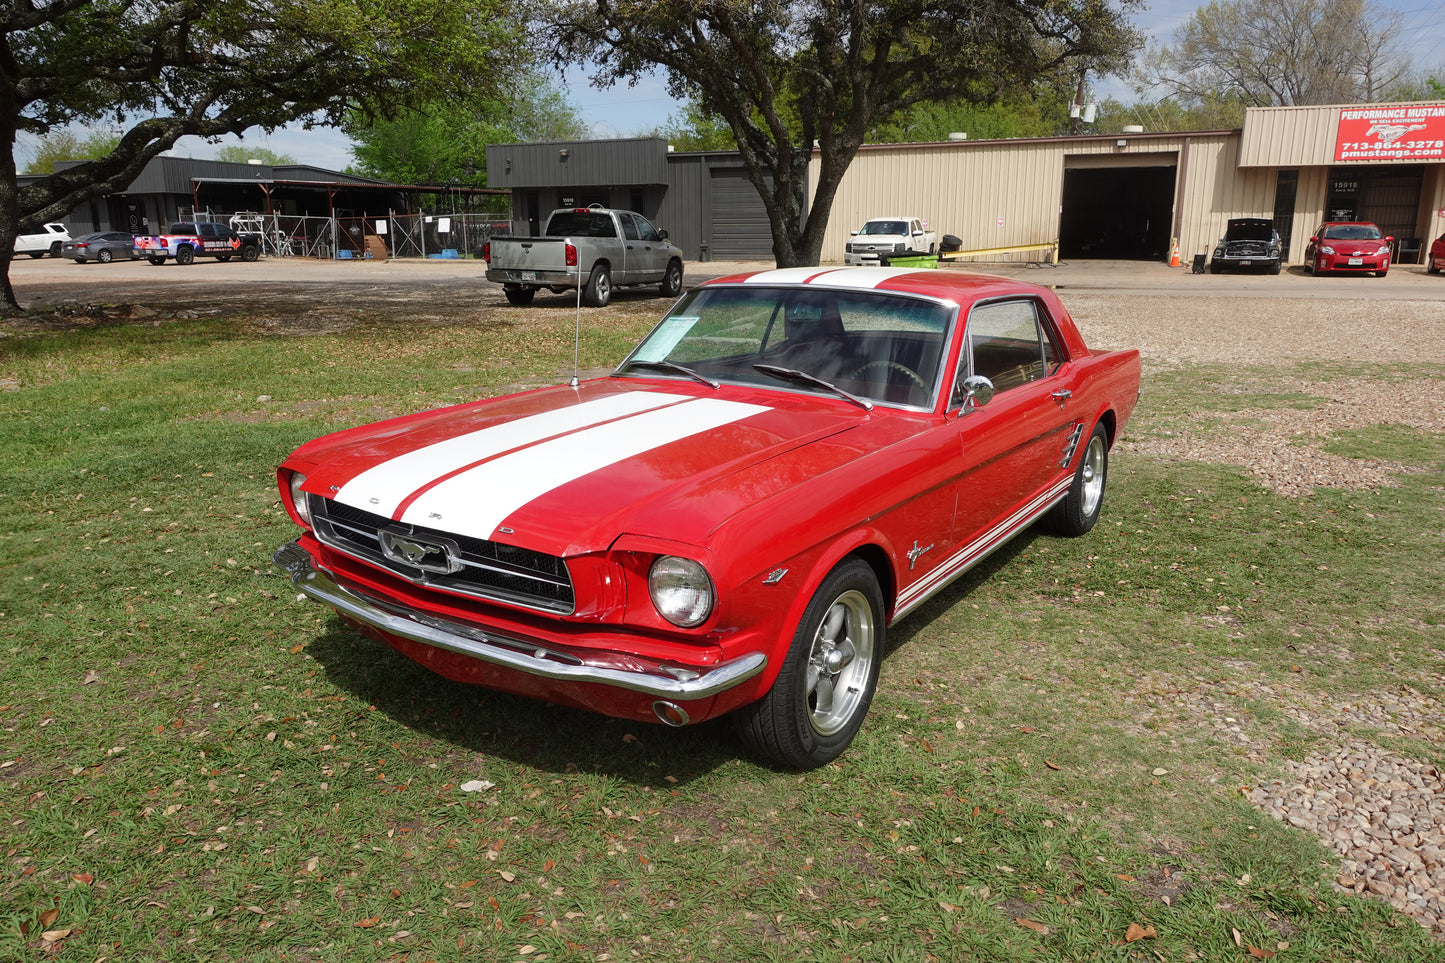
492, 101, 1445, 268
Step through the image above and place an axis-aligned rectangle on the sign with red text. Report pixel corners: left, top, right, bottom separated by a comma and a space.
1335, 105, 1445, 161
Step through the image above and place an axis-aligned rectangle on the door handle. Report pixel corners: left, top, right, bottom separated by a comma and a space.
1051, 389, 1073, 402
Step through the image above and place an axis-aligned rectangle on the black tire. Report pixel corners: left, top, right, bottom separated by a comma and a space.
49, 241, 62, 257
175, 246, 195, 265
733, 558, 884, 769
1269, 260, 1281, 275
1429, 263, 1440, 275
1209, 261, 1222, 274
240, 244, 260, 263
1042, 422, 1108, 536
503, 285, 535, 306
97, 249, 113, 263
27, 252, 44, 259
73, 258, 86, 264
215, 254, 232, 263
928, 242, 936, 255
148, 257, 166, 266
659, 259, 683, 298
941, 234, 963, 252
583, 264, 612, 307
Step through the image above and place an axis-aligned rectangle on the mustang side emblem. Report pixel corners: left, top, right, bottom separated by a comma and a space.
906, 540, 934, 571
379, 529, 463, 575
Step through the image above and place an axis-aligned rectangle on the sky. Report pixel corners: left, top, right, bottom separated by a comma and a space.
24, 0, 1445, 173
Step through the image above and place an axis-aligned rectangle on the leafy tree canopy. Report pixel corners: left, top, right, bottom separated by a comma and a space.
212, 146, 297, 166
1138, 0, 1407, 108
22, 130, 122, 175
550, 0, 1141, 267
1, 0, 517, 313
343, 71, 587, 186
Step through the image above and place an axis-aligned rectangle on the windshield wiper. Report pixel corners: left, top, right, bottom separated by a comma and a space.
753, 363, 872, 411
618, 359, 719, 388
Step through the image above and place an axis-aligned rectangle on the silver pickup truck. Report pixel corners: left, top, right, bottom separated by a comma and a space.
483, 206, 685, 307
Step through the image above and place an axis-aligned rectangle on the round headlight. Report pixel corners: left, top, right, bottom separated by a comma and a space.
649, 556, 714, 627
288, 471, 312, 525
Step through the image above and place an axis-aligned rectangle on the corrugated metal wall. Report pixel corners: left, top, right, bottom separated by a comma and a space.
1239, 106, 1343, 167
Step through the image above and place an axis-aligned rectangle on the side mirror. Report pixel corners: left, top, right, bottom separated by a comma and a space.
1309, 236, 1319, 244
1385, 235, 1395, 243
658, 229, 669, 239
850, 230, 859, 236
957, 375, 996, 414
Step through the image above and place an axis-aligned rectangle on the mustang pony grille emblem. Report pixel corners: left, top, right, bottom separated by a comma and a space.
378, 529, 464, 575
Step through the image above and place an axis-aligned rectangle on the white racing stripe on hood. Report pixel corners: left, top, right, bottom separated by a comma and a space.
399, 397, 770, 537
740, 267, 922, 288
335, 391, 690, 517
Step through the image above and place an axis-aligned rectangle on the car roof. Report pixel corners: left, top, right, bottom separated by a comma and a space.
700, 267, 1040, 303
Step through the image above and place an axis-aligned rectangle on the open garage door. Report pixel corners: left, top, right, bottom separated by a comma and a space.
708, 167, 775, 260
1060, 158, 1177, 260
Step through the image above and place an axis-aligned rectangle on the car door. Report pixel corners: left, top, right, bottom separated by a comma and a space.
617, 213, 643, 284
630, 213, 670, 283
949, 297, 1080, 554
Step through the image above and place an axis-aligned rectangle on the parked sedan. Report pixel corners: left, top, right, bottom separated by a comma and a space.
1428, 233, 1444, 275
273, 268, 1141, 768
1305, 221, 1393, 276
62, 232, 140, 263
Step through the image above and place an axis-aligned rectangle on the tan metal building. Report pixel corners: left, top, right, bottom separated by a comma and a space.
813, 102, 1445, 267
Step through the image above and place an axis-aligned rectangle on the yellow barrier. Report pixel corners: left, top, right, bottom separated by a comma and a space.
939, 241, 1059, 264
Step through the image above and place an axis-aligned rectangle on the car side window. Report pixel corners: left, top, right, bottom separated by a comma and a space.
954, 299, 1059, 404
633, 215, 663, 242
619, 214, 640, 241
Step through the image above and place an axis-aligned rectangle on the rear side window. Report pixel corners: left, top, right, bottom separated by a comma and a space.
619, 214, 640, 240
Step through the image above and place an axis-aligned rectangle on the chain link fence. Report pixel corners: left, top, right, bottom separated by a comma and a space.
216, 210, 512, 260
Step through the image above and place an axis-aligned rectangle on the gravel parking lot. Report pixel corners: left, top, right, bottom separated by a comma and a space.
8, 252, 1445, 934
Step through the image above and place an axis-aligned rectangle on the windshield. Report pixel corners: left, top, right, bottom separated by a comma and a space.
1323, 224, 1383, 241
617, 285, 954, 409
859, 221, 909, 236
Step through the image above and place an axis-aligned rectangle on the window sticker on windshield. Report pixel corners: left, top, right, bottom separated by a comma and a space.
633, 316, 700, 362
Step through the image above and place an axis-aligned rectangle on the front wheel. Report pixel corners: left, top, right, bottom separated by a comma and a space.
215, 254, 232, 263
1042, 421, 1109, 536
27, 252, 44, 259
733, 558, 884, 769
659, 259, 683, 298
148, 257, 166, 266
583, 264, 612, 307
241, 244, 260, 262
97, 249, 113, 264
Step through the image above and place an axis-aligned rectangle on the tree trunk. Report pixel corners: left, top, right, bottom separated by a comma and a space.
0, 144, 23, 316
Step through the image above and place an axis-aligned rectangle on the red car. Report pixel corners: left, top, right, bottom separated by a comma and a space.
273, 269, 1141, 767
1304, 221, 1393, 276
1428, 233, 1445, 275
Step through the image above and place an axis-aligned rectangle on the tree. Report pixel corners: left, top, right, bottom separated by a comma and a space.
1, 0, 515, 315
213, 146, 297, 166
23, 130, 123, 175
343, 71, 587, 187
550, 0, 1140, 267
642, 98, 738, 152
1139, 0, 1408, 108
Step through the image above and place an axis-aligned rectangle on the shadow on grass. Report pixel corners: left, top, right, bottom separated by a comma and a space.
303, 620, 743, 785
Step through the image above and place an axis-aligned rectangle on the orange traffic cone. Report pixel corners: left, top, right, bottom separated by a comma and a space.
1169, 241, 1181, 267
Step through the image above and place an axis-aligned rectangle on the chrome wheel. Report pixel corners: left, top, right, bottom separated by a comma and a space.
804, 589, 876, 736
1078, 433, 1106, 519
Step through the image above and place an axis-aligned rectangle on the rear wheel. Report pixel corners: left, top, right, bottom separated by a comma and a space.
659, 259, 683, 298
48, 241, 62, 257
503, 285, 535, 306
215, 254, 232, 263
175, 246, 195, 265
1042, 422, 1109, 536
583, 264, 612, 307
97, 249, 113, 264
733, 558, 884, 769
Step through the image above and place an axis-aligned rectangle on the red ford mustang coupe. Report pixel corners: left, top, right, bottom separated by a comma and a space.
273, 268, 1141, 768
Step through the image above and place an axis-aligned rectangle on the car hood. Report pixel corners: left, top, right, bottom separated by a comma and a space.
1223, 218, 1275, 242
290, 379, 886, 556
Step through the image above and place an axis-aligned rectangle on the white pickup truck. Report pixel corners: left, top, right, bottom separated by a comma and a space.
483, 206, 685, 307
844, 217, 937, 266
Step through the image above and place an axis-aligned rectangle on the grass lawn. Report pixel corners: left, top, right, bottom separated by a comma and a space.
2, 309, 1443, 961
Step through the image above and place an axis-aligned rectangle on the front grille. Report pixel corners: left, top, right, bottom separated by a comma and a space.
309, 496, 574, 613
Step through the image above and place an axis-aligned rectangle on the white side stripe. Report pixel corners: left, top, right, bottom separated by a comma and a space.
336, 392, 689, 518
400, 398, 770, 537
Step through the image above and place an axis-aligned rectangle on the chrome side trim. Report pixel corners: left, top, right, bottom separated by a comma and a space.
893, 475, 1072, 619
273, 542, 766, 700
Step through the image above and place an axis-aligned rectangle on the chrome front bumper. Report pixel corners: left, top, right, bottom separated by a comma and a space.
272, 541, 767, 700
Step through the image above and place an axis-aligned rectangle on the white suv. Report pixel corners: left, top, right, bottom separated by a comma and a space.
15, 223, 71, 258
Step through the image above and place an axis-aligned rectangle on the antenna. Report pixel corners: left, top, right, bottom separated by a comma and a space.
571, 257, 582, 388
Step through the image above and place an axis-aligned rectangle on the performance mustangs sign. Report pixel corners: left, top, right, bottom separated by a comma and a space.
1335, 104, 1445, 162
